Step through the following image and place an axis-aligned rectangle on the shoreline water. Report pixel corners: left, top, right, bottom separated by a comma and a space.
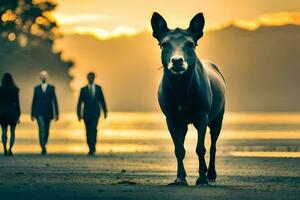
5, 112, 300, 156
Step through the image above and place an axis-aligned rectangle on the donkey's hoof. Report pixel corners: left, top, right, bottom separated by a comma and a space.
168, 178, 188, 186
207, 169, 217, 181
196, 176, 208, 185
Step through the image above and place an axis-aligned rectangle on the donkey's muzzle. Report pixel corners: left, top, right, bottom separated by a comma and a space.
169, 56, 187, 74
171, 57, 184, 66
170, 66, 186, 74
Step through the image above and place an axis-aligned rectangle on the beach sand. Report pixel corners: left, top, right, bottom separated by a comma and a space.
1, 112, 300, 199
0, 153, 299, 200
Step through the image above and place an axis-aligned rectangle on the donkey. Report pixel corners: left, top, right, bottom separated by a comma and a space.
151, 12, 226, 185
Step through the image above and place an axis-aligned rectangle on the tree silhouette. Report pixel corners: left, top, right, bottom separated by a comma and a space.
0, 0, 74, 112
0, 0, 59, 45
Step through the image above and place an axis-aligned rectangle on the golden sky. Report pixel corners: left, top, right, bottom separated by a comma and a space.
50, 0, 300, 112
52, 0, 300, 39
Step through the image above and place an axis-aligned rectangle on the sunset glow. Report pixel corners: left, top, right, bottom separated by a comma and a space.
232, 12, 300, 31
71, 26, 137, 39
52, 12, 300, 39
48, 0, 300, 39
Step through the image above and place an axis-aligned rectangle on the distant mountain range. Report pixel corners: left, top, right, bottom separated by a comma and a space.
56, 24, 300, 112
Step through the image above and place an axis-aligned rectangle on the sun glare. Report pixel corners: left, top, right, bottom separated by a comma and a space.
71, 26, 138, 39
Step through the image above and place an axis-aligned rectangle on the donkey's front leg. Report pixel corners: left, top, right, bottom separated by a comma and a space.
194, 113, 209, 185
166, 118, 188, 185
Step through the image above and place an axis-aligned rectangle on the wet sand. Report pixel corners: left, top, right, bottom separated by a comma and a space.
1, 112, 300, 199
0, 153, 299, 200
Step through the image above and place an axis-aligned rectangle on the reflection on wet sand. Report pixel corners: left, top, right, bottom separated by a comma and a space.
229, 151, 300, 158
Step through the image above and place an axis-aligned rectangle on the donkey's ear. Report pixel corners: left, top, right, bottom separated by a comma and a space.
151, 12, 169, 41
187, 13, 205, 41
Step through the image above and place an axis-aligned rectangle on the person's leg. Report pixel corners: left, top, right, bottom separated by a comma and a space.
37, 116, 46, 154
89, 118, 98, 153
1, 123, 8, 155
91, 118, 99, 153
84, 119, 93, 154
44, 118, 51, 146
8, 122, 17, 156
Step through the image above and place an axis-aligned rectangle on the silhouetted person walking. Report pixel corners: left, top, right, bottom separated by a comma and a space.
77, 72, 107, 156
31, 71, 59, 155
0, 73, 21, 156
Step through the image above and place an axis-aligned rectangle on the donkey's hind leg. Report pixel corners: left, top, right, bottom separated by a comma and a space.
207, 108, 224, 181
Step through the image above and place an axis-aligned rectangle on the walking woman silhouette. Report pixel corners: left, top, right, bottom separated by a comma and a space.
0, 73, 21, 156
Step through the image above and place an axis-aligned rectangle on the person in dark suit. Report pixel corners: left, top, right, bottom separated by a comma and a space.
31, 71, 59, 155
77, 72, 107, 155
0, 73, 21, 156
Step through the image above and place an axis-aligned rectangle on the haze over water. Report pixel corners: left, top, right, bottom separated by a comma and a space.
12, 112, 300, 158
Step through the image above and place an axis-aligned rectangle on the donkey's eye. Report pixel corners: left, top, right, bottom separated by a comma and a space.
160, 42, 169, 49
186, 41, 195, 48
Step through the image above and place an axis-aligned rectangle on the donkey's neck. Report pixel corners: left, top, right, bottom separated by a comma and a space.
163, 61, 199, 106
165, 67, 194, 89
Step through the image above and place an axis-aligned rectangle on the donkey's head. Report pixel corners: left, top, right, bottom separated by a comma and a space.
151, 12, 205, 75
